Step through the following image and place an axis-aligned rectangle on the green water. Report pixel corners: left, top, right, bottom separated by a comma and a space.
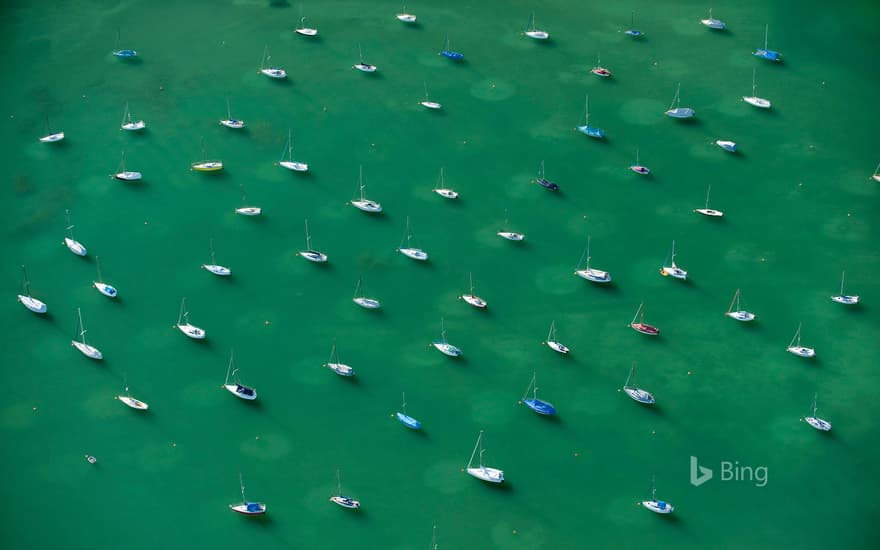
2, 0, 878, 548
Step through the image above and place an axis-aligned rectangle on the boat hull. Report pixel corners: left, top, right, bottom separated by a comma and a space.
280, 160, 308, 172
577, 125, 605, 138
330, 496, 360, 509
701, 18, 726, 29
118, 396, 148, 409
235, 207, 262, 216
461, 294, 487, 309
121, 121, 145, 131
353, 297, 381, 309
805, 416, 832, 431
399, 248, 428, 261
202, 264, 231, 276
630, 165, 650, 175
18, 294, 47, 313
115, 171, 142, 181
743, 96, 771, 109
353, 63, 377, 73
351, 200, 382, 213
64, 237, 87, 256
225, 384, 257, 400
432, 341, 461, 357
466, 466, 504, 483
230, 503, 266, 515
433, 188, 457, 199
787, 346, 816, 358
726, 311, 756, 322
523, 398, 557, 415
421, 101, 442, 110
326, 363, 354, 377
665, 107, 695, 118
662, 266, 688, 279
396, 14, 416, 23
546, 340, 569, 355
220, 119, 245, 129
497, 231, 525, 241
39, 132, 65, 143
831, 295, 859, 305
260, 68, 287, 79
624, 387, 655, 404
754, 49, 781, 61
630, 323, 660, 335
192, 162, 223, 172
695, 208, 723, 217
295, 28, 318, 36
591, 67, 611, 77
575, 269, 611, 283
72, 341, 103, 360
716, 140, 737, 152
525, 30, 549, 40
299, 250, 328, 263
396, 413, 421, 430
178, 323, 206, 339
642, 500, 673, 514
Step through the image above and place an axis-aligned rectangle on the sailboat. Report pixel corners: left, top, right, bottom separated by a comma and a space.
294, 16, 318, 36
622, 363, 654, 404
432, 318, 461, 357
576, 94, 605, 138
324, 341, 354, 377
465, 430, 504, 483
786, 323, 816, 358
629, 149, 650, 175
534, 160, 559, 191
397, 216, 428, 261
191, 139, 223, 172
543, 321, 570, 354
803, 393, 832, 431
278, 129, 308, 172
219, 97, 244, 129
120, 102, 145, 131
716, 140, 737, 152
694, 185, 723, 217
629, 303, 660, 335
497, 209, 525, 241
665, 83, 695, 118
700, 8, 726, 30
640, 477, 673, 514
439, 34, 464, 60
396, 392, 422, 429
743, 67, 771, 108
38, 116, 64, 143
349, 166, 382, 212
831, 271, 860, 304
524, 12, 549, 40
624, 11, 644, 37
113, 150, 142, 181
725, 289, 756, 321
111, 30, 137, 58
660, 240, 688, 279
223, 350, 257, 400
297, 219, 328, 262
71, 307, 103, 359
574, 237, 611, 283
329, 469, 360, 509
258, 46, 287, 78
591, 53, 611, 77
229, 474, 266, 515
92, 256, 118, 298
352, 276, 381, 309
753, 24, 781, 61
17, 266, 47, 314
521, 372, 557, 415
201, 238, 231, 276
176, 297, 206, 339
429, 524, 438, 550
116, 373, 149, 410
432, 167, 457, 199
420, 82, 442, 110
871, 162, 880, 183
396, 5, 417, 23
353, 44, 377, 72
459, 272, 487, 309
235, 185, 262, 216
63, 209, 87, 256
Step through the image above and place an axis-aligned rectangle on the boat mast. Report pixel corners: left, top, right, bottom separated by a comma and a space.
225, 350, 234, 385
705, 185, 712, 209
763, 24, 769, 50
21, 265, 31, 296
468, 272, 475, 296
95, 256, 104, 283
467, 431, 483, 468
305, 219, 312, 250
177, 297, 187, 325
76, 307, 88, 345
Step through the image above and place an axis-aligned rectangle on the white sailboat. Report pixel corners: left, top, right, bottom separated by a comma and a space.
176, 297, 206, 339
397, 216, 428, 261
700, 8, 726, 30
219, 96, 244, 129
432, 167, 457, 199
278, 129, 308, 172
120, 102, 145, 131
420, 82, 442, 110
497, 209, 525, 241
201, 238, 231, 276
329, 469, 360, 509
63, 209, 87, 256
353, 44, 377, 73
660, 240, 688, 279
694, 185, 723, 217
629, 148, 650, 175
297, 219, 328, 262
716, 140, 737, 153
574, 236, 611, 283
259, 46, 287, 78
591, 53, 612, 77
39, 116, 64, 143
235, 185, 262, 216
229, 474, 267, 515
803, 393, 832, 432
294, 16, 318, 36
113, 150, 142, 181
432, 317, 461, 357
350, 166, 382, 212
871, 161, 880, 183
622, 363, 654, 404
725, 289, 756, 321
543, 320, 569, 354
71, 307, 103, 360
743, 68, 771, 108
396, 4, 416, 23
17, 266, 47, 314
831, 271, 859, 304
786, 323, 815, 358
352, 276, 381, 309
665, 83, 695, 118
191, 139, 223, 172
524, 12, 549, 40
459, 272, 487, 309
465, 430, 504, 483
640, 477, 673, 514
324, 341, 354, 377
117, 373, 149, 410
92, 256, 118, 298
223, 350, 257, 400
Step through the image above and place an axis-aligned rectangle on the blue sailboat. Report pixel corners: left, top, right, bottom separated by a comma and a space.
624, 11, 644, 37
521, 373, 557, 415
395, 392, 422, 430
111, 30, 137, 58
753, 24, 781, 61
576, 94, 605, 139
440, 34, 463, 60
